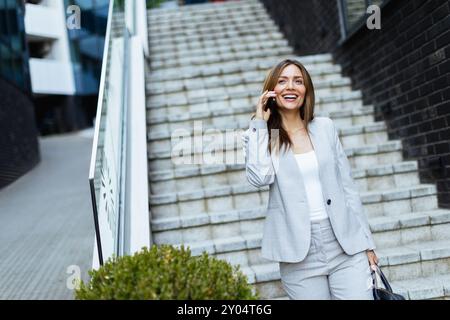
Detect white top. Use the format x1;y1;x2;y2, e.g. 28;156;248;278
294;150;329;221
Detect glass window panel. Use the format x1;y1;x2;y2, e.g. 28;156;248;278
0;42;8;74
67;0;108;94
15;57;25;89
5;0;20;53
11;55;19;85
0;42;5;75
345;0;367;31
1;46;12;83
0;0;8;45
74;0;94;10
11;54;22;86
0;0;28;90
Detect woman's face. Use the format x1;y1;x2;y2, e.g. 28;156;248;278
273;64;306;111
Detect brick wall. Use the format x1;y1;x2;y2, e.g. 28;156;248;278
260;0;341;56
261;0;450;208
0;78;40;189
331;0;450;208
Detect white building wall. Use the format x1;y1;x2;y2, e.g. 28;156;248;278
29;58;76;95
25;1;76;95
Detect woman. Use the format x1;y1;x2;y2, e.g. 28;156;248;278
242;59;379;300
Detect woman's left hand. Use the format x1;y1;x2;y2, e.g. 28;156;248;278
366;250;379;271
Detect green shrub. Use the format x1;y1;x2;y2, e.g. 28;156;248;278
75;244;259;300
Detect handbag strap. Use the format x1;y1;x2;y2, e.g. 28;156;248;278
371;264;393;293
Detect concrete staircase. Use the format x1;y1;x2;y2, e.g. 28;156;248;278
145;0;450;300
345;0;367;28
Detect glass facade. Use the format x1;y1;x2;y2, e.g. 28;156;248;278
0;0;31;92
65;0;109;95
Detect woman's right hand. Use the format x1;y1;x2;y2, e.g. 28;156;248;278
255;90;276;121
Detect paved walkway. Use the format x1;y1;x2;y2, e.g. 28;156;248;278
0;130;95;299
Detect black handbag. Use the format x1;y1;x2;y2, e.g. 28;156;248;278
371;265;406;300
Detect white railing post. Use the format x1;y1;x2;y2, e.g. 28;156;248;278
123;0;151;254
90;0;150;270
124;0;135;35
126;35;151;253
125;0;149;57
136;0;149;57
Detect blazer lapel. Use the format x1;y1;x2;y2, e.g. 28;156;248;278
305;119;328;198
306;119;324;171
274;125;312;204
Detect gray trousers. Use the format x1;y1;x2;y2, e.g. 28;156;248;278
279;217;374;300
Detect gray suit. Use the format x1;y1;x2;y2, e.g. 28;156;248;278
242;116;376;263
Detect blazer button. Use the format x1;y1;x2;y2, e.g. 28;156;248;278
327;199;331;205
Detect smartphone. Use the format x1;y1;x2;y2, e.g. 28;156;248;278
264;97;276;112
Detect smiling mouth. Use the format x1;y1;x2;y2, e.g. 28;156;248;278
282;94;299;102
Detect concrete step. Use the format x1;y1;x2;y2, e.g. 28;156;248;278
361;183;438;218
149;81;353;108
147;2;265;26
147;139;404;171
148;53;333;84
148;21;281;48
266;274;450;300
146;89;364;118
149;43;294;71
147;0;264;19
149;182;438;222
147;56;340;84
149;160;419;200
370;211;450;247
148;10;270;34
146;62;338;98
149;30;285;55
146;71;349;97
150;34;287;63
148;7;270;33
147;121;388;154
390;273;450;300
150;42;293;70
148;12;276;41
347;6;366;14
163;233;450;299
317;107;376;127
346;4;366;11
152;205;450;250
148;1;265;19
146;94;360;134
248;252;450;300
147;105;374;130
150;155;414;184
338;121;388;148
353;160;419;191
240;238;450;299
146;90;363;124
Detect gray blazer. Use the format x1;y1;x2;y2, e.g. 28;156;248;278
242;116;376;263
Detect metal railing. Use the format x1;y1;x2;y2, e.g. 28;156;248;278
88;0;149;267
